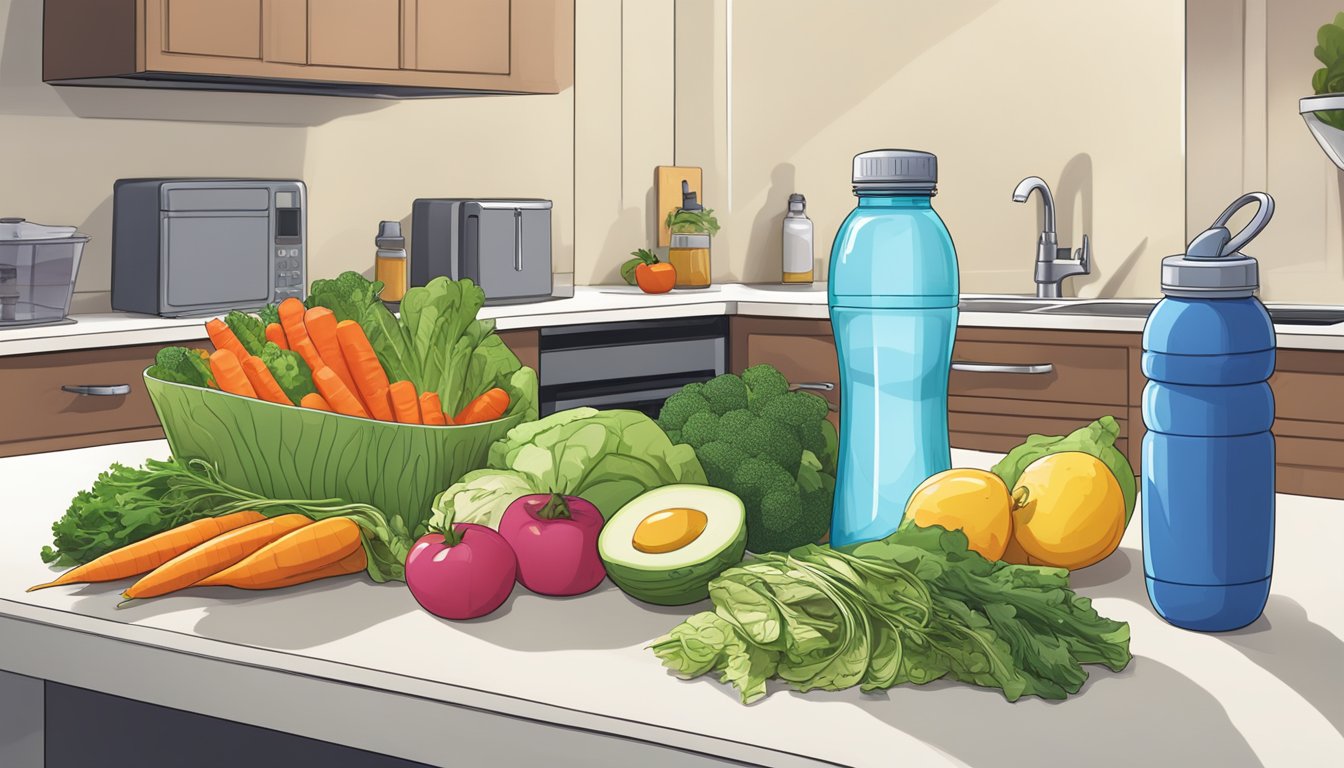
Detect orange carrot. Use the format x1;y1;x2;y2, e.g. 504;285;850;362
388;381;421;424
278;297;309;349
367;386;396;422
304;307;359;400
205;318;248;359
27;511;266;591
241;355;291;405
455;387;510;424
313;366;369;418
419;391;450;426
121;514;313;601
300;393;332;411
210;349;258;398
247;547;368;590
196;517;364;589
335;320;391;408
264;322;289;350
292;337;325;375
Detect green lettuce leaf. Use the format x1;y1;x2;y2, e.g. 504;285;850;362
224;311;267;356
431;407;706;529
989;416;1137;525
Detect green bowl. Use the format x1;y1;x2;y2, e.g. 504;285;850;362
144;372;525;537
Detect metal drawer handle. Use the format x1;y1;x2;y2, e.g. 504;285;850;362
791;382;835;392
951;362;1054;375
62;384;132;396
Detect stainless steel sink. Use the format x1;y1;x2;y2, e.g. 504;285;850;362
958;299;1057;312
1036;301;1156;318
1267;307;1344;326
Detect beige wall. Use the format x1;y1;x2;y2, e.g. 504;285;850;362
1188;0;1344;303
674;0;1188;298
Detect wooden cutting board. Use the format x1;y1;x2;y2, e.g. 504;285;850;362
655;166;703;247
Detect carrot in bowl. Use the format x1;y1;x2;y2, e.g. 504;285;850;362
335;320;390;408
300;392;332;411
388;381;421;424
366;386;395;422
27;511;266;592
292;337;325;376
121;514;313;602
210;349;258;399
313;366;370;419
455;387;510;425
241;355;291;405
278;297;309;349
196;517;364;589
264;322;289;350
419;391;451;426
205;318;248;359
304;307;358;399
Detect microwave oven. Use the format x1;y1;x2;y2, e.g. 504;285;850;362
111;178;307;317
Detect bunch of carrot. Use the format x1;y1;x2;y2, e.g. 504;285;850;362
28;510;368;605
206;297;510;426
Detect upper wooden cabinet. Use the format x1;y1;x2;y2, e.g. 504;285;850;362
43;0;574;98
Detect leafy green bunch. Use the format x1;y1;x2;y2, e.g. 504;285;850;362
665;208;721;236
651;525;1132;704
657;365;838;553
1313;12;1344;130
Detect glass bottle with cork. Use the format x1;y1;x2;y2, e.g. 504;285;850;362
666;181;718;289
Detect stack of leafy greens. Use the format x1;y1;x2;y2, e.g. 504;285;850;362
431;407;707;527
1313;12;1344;130
651;526;1131;704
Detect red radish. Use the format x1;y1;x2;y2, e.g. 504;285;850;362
405;515;517;620
498;494;606;597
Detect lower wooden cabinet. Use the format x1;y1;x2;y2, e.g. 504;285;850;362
0;328;542;459
730;316;1343;500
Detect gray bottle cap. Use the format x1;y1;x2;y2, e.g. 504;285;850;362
788;193;806;213
376;220;405;249
852;149;937;192
1161;193;1273;298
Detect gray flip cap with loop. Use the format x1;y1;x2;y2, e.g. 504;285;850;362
1161;192;1274;298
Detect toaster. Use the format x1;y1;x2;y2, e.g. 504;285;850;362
410;198;555;305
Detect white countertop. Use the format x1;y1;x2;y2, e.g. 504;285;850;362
1;441;1340;767
2;285;1341;356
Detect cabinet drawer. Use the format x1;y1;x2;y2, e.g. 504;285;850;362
950;340;1128;407
1272;350;1344;425
0;345;167;457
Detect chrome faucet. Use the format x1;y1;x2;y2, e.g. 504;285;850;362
1012;176;1091;298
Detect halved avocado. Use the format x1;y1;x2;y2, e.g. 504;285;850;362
598;484;747;606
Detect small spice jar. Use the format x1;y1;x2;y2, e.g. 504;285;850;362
668;233;711;288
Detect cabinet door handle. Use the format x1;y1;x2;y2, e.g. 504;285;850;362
62;384;132;396
951;362;1054;375
791;382;835;392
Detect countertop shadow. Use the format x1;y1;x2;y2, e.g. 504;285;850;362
446;580;699;652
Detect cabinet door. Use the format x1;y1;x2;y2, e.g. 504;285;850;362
159;0;262;60
730;317;840;430
404;0;511;74
308;0;402;70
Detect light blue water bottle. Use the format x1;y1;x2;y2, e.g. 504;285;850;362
828;150;959;547
1143;192;1276;632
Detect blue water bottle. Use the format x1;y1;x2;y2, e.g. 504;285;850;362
829;149;959;547
1142;192;1277;632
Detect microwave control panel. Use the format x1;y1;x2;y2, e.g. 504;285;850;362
271;188;305;302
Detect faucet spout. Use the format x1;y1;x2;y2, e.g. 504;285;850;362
1012;176;1056;233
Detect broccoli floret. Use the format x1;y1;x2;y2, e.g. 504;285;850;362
758;391;831;457
697;440;750;489
657;383;711;433
260;342;316;405
731;457;794;509
738;418;803;477
718;409;755;436
681;411;722;448
305;270;385;322
742;364;789;404
701;373;749;415
147;346;215;388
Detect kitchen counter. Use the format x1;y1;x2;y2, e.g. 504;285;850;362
3;285;1342;356
1;441;1340;767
